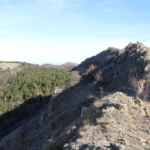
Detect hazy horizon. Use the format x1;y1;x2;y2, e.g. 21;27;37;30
0;0;150;64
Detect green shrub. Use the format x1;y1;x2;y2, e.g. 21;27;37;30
0;68;71;113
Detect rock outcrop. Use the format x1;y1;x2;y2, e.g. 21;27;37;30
0;42;150;150
66;92;150;150
74;42;150;99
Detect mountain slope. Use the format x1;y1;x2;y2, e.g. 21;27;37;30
0;42;150;150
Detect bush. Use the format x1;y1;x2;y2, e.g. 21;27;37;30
0;68;71;113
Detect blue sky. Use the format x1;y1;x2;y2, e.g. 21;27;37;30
0;0;150;64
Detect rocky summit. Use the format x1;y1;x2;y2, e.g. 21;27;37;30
0;42;150;150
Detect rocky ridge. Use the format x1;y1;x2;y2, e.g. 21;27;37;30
67;92;150;150
0;42;150;150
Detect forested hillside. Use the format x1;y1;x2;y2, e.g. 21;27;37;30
0;63;71;114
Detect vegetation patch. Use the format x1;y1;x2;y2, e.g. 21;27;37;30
0;67;71;114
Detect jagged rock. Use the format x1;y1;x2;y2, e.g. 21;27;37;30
67;92;150;150
75;42;150;99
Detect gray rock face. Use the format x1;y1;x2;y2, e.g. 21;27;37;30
67;92;150;150
75;42;150;97
0;42;150;150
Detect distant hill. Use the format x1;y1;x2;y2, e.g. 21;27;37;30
0;61;77;87
0;61;38;88
42;62;77;71
0;61;72;114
